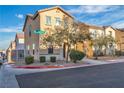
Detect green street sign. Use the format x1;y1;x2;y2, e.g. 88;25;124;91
33;29;46;34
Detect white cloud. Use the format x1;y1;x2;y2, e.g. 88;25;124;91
84;11;124;25
15;14;24;19
112;21;124;28
75;6;124;27
68;5;120;14
0;25;23;32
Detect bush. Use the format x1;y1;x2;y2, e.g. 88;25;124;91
40;56;46;63
69;49;85;63
25;56;34;65
50;56;56;62
115;50;121;56
115;51;124;56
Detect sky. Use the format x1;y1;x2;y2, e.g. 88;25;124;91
0;5;124;50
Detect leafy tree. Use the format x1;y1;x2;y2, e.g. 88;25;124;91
93;34;116;59
42;16;91;62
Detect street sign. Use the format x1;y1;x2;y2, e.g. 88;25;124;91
33;29;46;35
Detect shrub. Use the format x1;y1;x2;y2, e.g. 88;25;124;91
25;56;34;65
115;50;121;56
115;51;124;56
50;56;56;62
69;49;85;63
40;56;46;63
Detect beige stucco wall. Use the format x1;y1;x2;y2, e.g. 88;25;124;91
39;8;73;31
105;27;116;39
104;27;116;55
7;42;16;63
116;30;124;51
38;8;73;60
88;28;105;56
89;28;105;39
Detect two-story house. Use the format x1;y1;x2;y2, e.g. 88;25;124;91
115;29;124;55
23;6;74;61
15;33;24;61
88;24;105;56
103;26;116;55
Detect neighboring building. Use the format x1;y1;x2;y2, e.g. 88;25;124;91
6;33;24;63
88;24;105;56
15;33;24;61
0;50;6;59
76;23;94;58
104;26;116;55
23;6;74;61
6;41;16;63
0;50;3;58
115;29;124;55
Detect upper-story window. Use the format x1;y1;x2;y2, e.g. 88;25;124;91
109;31;112;36
19;39;24;44
101;31;104;36
46;16;51;25
55;17;61;26
94;30;97;38
64;20;68;28
29;25;32;37
32;43;35;49
27;45;30;50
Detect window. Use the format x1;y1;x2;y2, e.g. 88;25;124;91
55;17;61;26
101;31;104;36
94;30;97;38
56;9;60;13
33;49;35;55
27;45;30;50
48;45;53;54
18;50;24;59
28;50;29;54
32;43;35;49
109;31;112;36
64;20;68;28
27;45;30;55
46;16;51;25
29;25;32;37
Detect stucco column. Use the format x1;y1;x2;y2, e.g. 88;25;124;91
59;47;64;60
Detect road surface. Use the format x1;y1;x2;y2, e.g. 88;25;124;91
16;62;124;88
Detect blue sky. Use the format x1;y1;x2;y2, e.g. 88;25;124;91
0;5;124;50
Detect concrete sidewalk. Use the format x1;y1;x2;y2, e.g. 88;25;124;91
83;58;108;65
0;64;65;88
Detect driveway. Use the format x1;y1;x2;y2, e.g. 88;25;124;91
16;62;124;88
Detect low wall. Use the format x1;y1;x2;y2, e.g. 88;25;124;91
39;48;64;61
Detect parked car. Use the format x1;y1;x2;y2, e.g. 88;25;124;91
0;59;3;67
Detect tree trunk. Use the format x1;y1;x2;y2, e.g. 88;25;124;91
94;45;98;60
95;50;98;60
66;44;69;63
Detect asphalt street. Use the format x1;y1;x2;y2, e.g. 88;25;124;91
16;62;124;88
